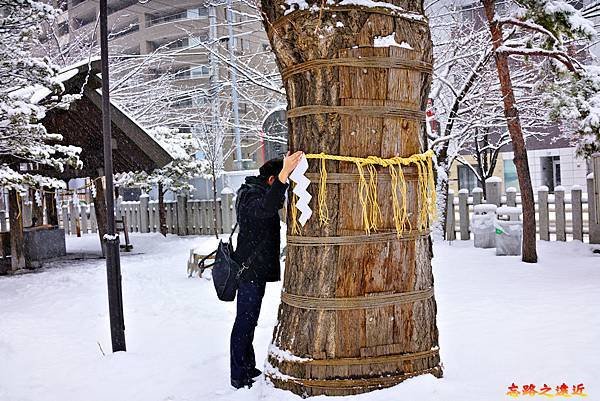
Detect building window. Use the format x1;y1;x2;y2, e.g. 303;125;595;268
174;68;191;80
190;65;210;78
540;155;561;191
457;165;478;191
503;159;519;191
187;7;208;19
173;97;193;108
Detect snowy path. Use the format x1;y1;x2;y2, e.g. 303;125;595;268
0;234;599;401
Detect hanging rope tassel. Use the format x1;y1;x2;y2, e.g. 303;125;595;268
290;186;301;235
292;150;436;235
318;157;330;226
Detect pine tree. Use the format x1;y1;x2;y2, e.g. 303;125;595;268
0;0;82;192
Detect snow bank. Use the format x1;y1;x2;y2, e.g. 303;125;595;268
474;204;498;213
268;343;312;363
496;206;522;215
1;234;599;401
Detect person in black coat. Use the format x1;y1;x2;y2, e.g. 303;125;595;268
230;150;303;389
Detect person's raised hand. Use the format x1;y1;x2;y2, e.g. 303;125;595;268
279;150;304;183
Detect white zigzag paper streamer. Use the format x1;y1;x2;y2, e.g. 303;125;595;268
289;155;312;226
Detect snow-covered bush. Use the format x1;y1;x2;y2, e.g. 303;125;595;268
116;126;207;194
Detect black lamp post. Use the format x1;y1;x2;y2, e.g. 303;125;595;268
99;0;126;352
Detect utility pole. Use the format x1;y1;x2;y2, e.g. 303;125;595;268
99;0;126;352
226;0;243;170
208;3;224;170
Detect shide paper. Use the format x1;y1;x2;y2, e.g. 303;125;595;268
289;154;312;226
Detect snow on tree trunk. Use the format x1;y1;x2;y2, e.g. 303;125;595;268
482;0;538;263
261;0;442;396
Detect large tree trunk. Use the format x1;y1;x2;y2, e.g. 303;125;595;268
8;190;26;271
261;1;442;396
44;188;59;227
93;176;108;258
482;0;537;263
158;182;167;237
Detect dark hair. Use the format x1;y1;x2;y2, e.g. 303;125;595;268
259;158;283;180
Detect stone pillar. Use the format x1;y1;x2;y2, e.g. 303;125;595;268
554;186;566;241
176;194;188;236
139;194;150;233
472;187;483;206
458;188;469;240
538;186;549;241
506;187;517;207
485;177;502;206
587;175;600;244
220;188;234;234
571;186;583;241
445;189;456;241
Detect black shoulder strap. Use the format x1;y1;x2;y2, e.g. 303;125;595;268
228;222;238;243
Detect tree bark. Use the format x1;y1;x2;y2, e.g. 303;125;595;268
158;182;167;237
8;190;26;271
44;188;59;227
261;1;442;395
93;176;108;258
482;0;538;263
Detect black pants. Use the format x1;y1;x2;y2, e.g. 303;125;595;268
230;280;266;381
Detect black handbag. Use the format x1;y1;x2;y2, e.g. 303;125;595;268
200;223;265;302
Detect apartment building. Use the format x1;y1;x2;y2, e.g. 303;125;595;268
45;0;283;170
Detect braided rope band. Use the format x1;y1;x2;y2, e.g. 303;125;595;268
271;347;439;367
280;287;434;310
268;6;429;33
287;105;426;121
304;170;419;183
281;57;433;80
266;365;441;390
287;229;429;246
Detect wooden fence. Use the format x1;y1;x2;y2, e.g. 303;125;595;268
445;175;600;244
57;190;236;236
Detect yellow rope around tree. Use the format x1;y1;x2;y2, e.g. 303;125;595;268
290;150;436;236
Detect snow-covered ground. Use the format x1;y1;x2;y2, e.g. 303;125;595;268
0;233;599;401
